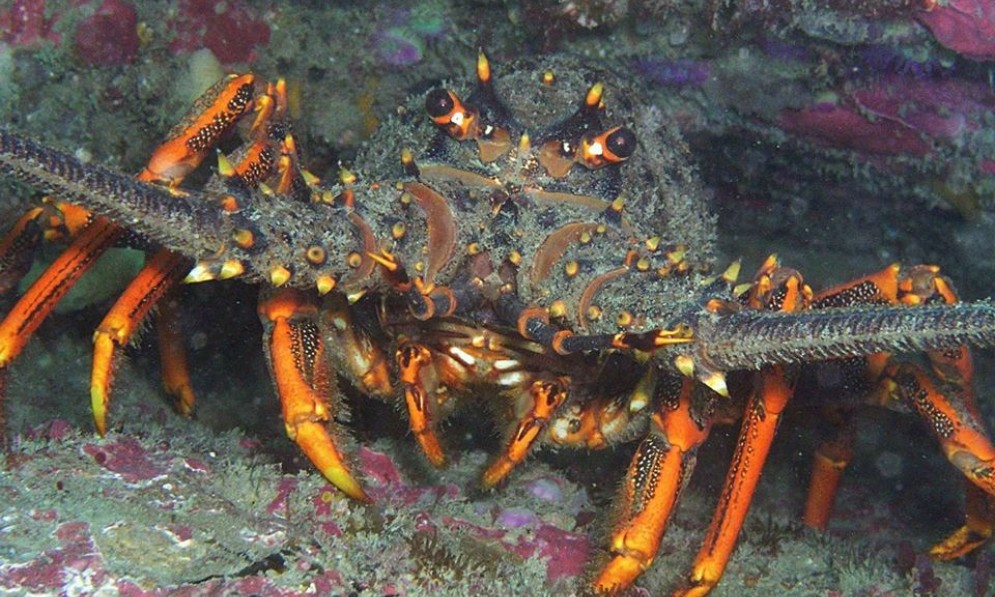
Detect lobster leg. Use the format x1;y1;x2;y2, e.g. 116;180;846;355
87;76;289;431
482;375;569;488
592;376;711;592
319;293;392;399
259;287;368;502
801;265;995;558
0;74;261;438
0;216;124;368
90;249;191;434
679;366;794;597
396;341;449;467
931;482;995;560
156;294;196;417
899;269;995;557
673;256;808;596
890;364;995;497
794;264;905;533
801;407;856;530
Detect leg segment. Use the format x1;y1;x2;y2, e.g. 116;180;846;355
930;482;995;560
801;407;856;531
676;256;806;596
0;216;122;367
482;375;568;488
156;294;196;417
90;248;190;434
396;341;448;467
259;288;368;501
803;264;995;558
680;366;794;597
1;74;263;436
592;376;712;592
0;206;44;295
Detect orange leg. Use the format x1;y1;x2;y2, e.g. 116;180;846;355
592;377;712;593
138;73;259;185
156;293;196;418
259;288;368;502
0;210;123;452
888;363;995;559
671;256;805;596
0;216;123;368
801;408;856;531
90;248;190;434
2;73;263;430
679;366;794;597
482;375;568;488
931;482;995;560
396;342;447;467
891;364;995;497
804;264;995;557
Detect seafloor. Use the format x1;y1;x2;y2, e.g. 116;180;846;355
2;0;995;595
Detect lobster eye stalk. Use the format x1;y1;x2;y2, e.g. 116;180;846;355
579;126;637;169
425;88;477;141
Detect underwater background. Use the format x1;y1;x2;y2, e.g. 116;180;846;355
1;0;994;594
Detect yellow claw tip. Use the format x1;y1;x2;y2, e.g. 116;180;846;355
477;51;491;83
184;262;215;284
518;133;531;154
217;151;236;177
301;168;321;186
733;282;753;296
90;390;108;436
339;167;357;186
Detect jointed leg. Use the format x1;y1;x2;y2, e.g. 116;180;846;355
680;366;793;597
396;341;448;467
592;376;712;592
802;407;856;531
259;288;368;501
482;375;568;487
90;248;191;434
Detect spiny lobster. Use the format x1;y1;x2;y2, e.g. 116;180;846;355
1;54;994;595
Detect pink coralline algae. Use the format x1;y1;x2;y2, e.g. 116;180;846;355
74;0;139;66
917;0;995;60
777;75;992;157
168;0;271;64
509;523;590;583
0;0;61;47
357;446;591;584
266;476;298;515
0;522;111;593
358;445;460;506
82;437;168;483
438;515;591;584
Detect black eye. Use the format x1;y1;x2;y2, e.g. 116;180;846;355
425;88;454;118
605;127;636;160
